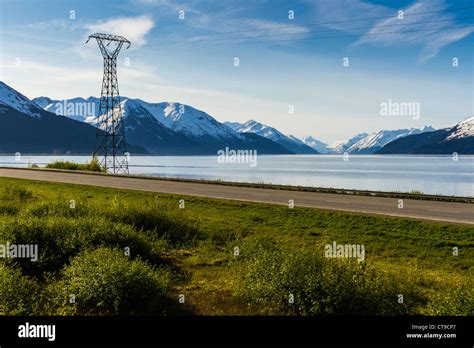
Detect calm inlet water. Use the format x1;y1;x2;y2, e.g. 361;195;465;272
1;155;472;197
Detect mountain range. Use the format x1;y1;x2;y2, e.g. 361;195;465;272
377;117;474;154
31;94;292;155
0;81;472;155
224;120;317;154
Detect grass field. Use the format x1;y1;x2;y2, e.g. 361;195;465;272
0;176;472;316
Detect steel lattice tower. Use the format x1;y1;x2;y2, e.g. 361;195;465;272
86;33;131;174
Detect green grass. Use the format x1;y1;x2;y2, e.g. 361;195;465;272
0;177;472;316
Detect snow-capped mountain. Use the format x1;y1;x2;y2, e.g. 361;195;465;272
0;81;43;118
329;133;368;154
118;101;291;154
224;120;317;154
31;96;52;109
446;116;474;141
301;136;331;154
34;96;244;141
347;126;435;154
378;117;474;154
0;82;146;154
32;94;290;155
134;100;241;140
25;88;473;155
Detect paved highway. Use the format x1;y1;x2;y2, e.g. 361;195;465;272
0;168;472;224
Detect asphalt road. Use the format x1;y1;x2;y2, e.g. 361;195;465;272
0;168;472;225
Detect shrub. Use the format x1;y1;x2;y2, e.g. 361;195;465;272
0;216;154;276
0;217;72;276
234;237;424;315
47;248;171;315
427;281;474;315
24;199;90;218
2;185;33;201
102;201;201;245
46;157;105;172
0;203;19;216
0;265;39;315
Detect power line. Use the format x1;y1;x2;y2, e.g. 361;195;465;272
141;6;474;49
187;5;474;38
181;16;474;45
208;24;474;46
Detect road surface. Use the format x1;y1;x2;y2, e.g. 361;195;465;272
0;168;472;224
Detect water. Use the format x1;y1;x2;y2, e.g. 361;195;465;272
1;155;473;197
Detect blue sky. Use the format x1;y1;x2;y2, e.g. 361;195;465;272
0;0;473;143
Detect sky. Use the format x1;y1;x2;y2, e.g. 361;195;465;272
0;0;473;144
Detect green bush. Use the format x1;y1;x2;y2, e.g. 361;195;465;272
0;203;19;215
427;281;474;315
46;156;105;172
234;237;424;315
102;202;201;245
0;216;154;276
24;199;90;218
23;199;200;245
47;247;171;315
0;265;39;315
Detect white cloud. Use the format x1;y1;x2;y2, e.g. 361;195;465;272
85;16;154;47
353;0;474;61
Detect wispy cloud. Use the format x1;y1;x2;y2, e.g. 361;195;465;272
310;0;474;61
355;0;474;61
85;16;155;47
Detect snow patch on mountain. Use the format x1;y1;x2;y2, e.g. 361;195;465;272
225;120;289;142
0;82;42;118
347;127;435;154
329;133;368;154
302;136;331;154
446;116;474;141
130;100;242;140
225;120;317;154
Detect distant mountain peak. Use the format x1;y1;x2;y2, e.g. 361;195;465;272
346;127;435;154
330;133;368;154
302;136;331;154
224;120;318;154
377;117;473;154
446;116;474;141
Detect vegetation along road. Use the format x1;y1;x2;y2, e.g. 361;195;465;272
0;167;472;224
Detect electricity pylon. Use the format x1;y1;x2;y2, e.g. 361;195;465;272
86;33;131;174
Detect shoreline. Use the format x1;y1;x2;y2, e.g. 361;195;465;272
0;166;472;203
